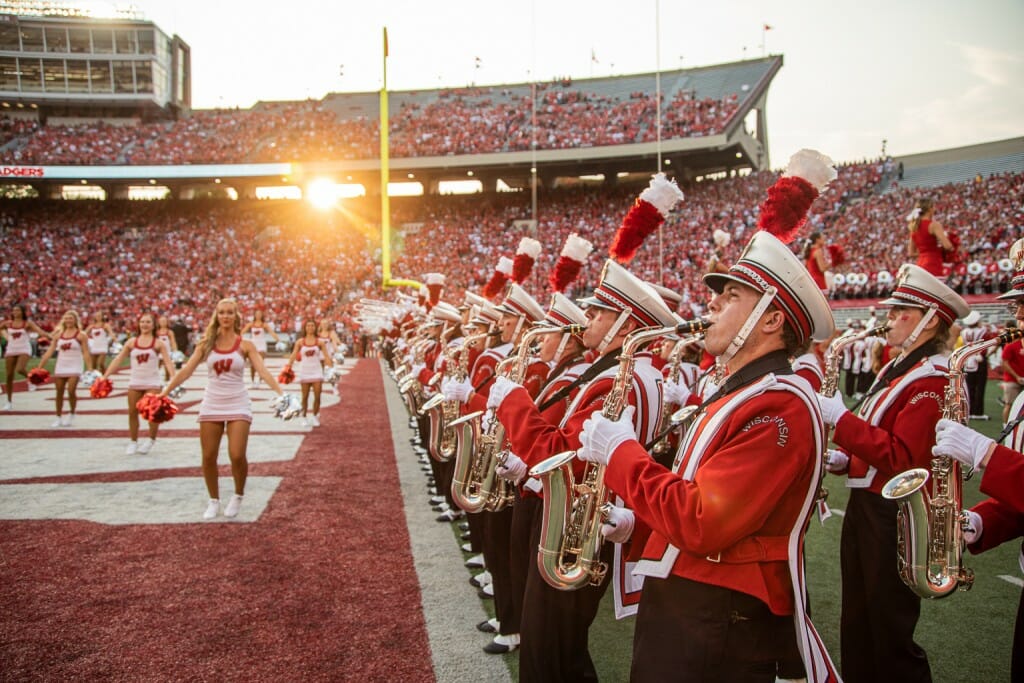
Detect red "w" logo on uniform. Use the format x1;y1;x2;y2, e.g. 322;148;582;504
212;358;233;376
304;349;316;357
11;331;21;339
60;342;72;351
136;353;150;364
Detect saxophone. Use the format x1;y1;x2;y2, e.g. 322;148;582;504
881;326;1024;598
449;325;582;513
651;332;705;455
398;331;433;418
529;318;711;591
420;331;483;463
819;324;890;501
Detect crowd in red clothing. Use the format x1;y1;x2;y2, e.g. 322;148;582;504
2;164;1020;342
0;85;741;165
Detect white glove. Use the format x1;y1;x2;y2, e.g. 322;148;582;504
496;452;528;483
699;377;719;400
962;509;983;545
480;410;494;434
487;376;522;411
817;392;850;426
663;378;692;406
933;418;995;470
601;506;635;543
578;406;637;466
442;376;473;403
410;363;426;377
824;449;849;473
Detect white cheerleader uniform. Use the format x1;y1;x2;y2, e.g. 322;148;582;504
296;340;325;384
54;334;84;378
128;338;162;391
197;338;252;423
3;324;31;357
156;331;174;353
87;326;110;355
318;333;336;361
250;325;269;353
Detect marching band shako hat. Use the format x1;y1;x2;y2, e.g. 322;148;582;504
497;283;546;322
962;310;981;326
704;231;835;343
996;238;1024;300
424;272;445;307
878;264;969;325
470;301;503;326
429;301;462;325
463;291;487;310
648;282;683;312
578;259;678;329
541;292;589;328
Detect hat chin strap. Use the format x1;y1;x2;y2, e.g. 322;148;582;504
715;286;778;380
597;308;633;356
555;331;570;361
896;305;938;362
512;316;525;344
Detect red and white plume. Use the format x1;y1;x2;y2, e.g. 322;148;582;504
757;149;836;244
511;237;542;284
424;272;445;307
549;233;594;293
609;172;685;263
482;256;514;299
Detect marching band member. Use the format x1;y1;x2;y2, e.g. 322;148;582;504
1;304;48;410
957;310;991;420
101;311;176;454
160;298;287;520
578;231;839;682
37;309;92;428
490;260;674;681
818;264;969;682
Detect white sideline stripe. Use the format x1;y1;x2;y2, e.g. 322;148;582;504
0;435;303;481
998;574;1024;588
0;410;321;432
830;508;845;516
0;476;281;524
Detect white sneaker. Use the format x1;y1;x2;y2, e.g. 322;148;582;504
137;439;155;455
51;418;63;428
28;382;37;392
1;399;11;411
203;499;220;520
224;494;243;518
310;414;320;427
125;441;138;455
300;417;309;428
61;414;73;427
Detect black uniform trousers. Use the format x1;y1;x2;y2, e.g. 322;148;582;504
966;364;988;416
506;491;541;636
630;575;792;683
519;503;611;682
844;369;858;397
481;505;516;636
840;488;932;683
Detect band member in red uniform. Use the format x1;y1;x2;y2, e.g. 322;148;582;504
38;309;91;428
1;304;47;410
578;231;839;682
101;311;176;455
818;263;969;683
490;260;675;682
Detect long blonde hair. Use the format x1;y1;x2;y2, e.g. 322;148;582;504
60;309;82;333
907;197;934;234
198;298;241;359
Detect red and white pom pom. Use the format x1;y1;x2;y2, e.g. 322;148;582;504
827;244;846;268
549;233;594;293
609;172;684;263
277;365;295;385
424;272;445;307
757;149;836;244
482;256;514;299
136;394;179;423
90;377;113;398
511;237;542;284
27;367;49;385
712;229;731;248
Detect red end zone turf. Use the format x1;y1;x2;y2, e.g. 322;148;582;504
0;360;436;681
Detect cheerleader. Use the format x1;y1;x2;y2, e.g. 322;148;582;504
160;298;286;520
155;315;178;381
317;318;341;361
1;304;48;410
289;319;328;427
36;310;91;427
241;309;279;386
101;312;176;455
85;310;114;373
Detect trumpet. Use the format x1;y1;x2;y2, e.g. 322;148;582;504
882;327;1024;598
529;318;711;591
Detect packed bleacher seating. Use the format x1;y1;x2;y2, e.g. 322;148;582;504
3;160;1019;341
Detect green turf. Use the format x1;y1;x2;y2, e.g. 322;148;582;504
0;357;54;385
507;374;1017;681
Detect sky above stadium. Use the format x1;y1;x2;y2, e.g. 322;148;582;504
130;0;1021;167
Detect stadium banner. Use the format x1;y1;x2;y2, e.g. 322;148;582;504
0;163;293;180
